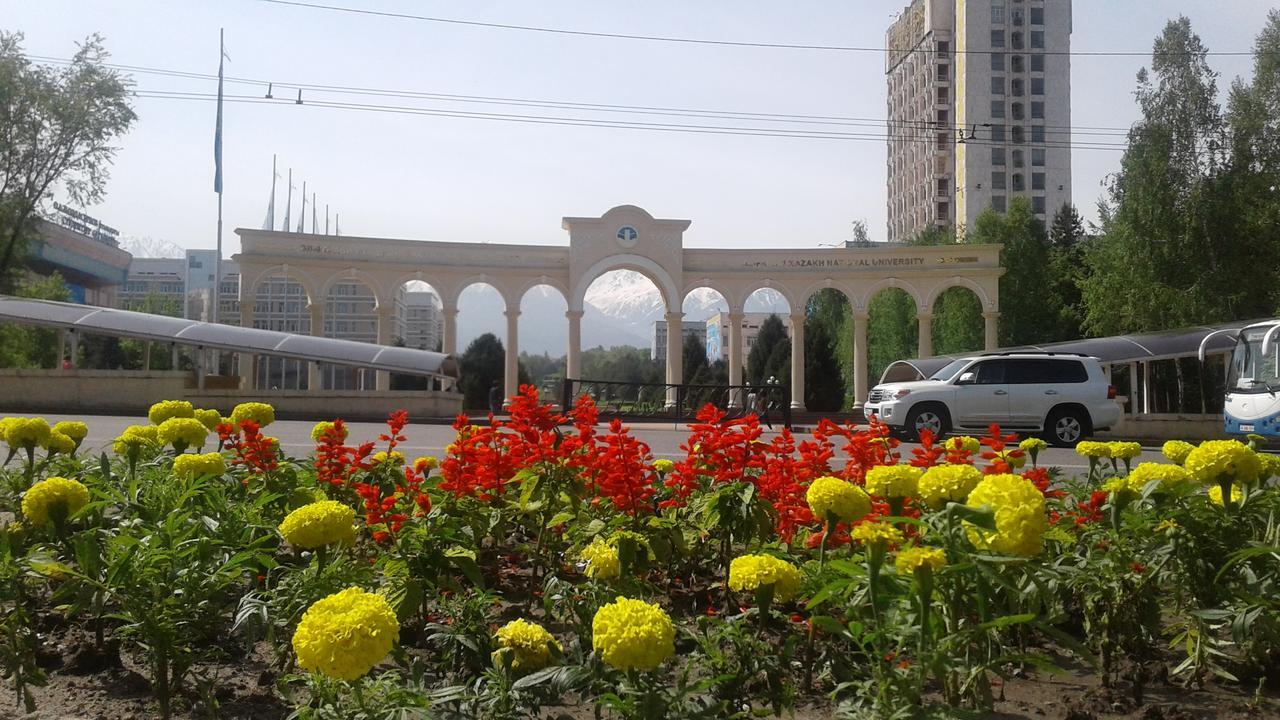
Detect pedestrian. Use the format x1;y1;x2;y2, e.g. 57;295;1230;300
489;381;502;415
61;355;72;371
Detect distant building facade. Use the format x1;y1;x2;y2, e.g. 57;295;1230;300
886;0;1072;240
395;289;443;352
652;319;707;362
23;212;132;306
704;312;792;367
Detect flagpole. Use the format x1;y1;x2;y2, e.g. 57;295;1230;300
213;27;224;327
263;154;277;231
283;168;292;232
312;193;317;235
325;204;330;235
299;182;307;233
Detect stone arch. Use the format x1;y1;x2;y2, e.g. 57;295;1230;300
680;280;736;314
924;276;993;312
795;279;855;315
320;268;387;310
857;277;924;314
514;275;571;309
245;264;318;307
571;254;679;315
390;270;450;307
739;280;796;315
451;274;521;312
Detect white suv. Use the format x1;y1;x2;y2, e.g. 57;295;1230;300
864;353;1122;446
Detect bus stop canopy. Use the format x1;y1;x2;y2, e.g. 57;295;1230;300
0;296;459;380
878;319;1261;385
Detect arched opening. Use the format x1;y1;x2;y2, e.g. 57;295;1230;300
742;287;791;388
931;286;984;356
518;283;568;399
578;269;665;411
681;286;729;387
867;287;918;387
389;280;445;391
803;288;853;412
321;276;379;390
252;271;311;390
456;281;510;411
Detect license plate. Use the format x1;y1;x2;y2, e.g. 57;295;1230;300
1240;424;1255;432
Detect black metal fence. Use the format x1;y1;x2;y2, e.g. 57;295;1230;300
561;378;792;428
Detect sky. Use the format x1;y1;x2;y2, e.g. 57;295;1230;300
4;0;1275;256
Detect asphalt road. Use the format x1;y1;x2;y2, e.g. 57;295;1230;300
8;411;1170;475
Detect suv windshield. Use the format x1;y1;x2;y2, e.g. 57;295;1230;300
929;359;971;381
1227;326;1280;394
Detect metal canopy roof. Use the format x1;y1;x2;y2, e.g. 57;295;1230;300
0;296;459;379
879;319;1265;385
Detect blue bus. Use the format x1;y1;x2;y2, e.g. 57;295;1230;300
1201;320;1280;437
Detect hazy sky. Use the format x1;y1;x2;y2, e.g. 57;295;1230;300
5;0;1274;255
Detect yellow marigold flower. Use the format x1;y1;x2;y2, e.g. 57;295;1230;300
4;417;51;451
1018;437;1047;455
1257;452;1280;481
653;458;675;474
113;424;157;455
292;587;399;681
850;521;904;548
864;465;922;499
918;464;983;508
173;452;226;479
0;417;11;446
895;546;947;575
231;402;275;427
157;417;209;451
727;554;802;602
148;400;195;425
806;475;871;523
1127;463;1191;493
1075;441;1112;459
22;476;90;526
965;473;1047;557
279;500;357;549
311;421;347;443
1207;484;1243;507
494;619;560;674
1162;440;1195;465
1101;475;1143;497
370;450;405;467
43;431;75;456
52;421;88;443
1184;440;1262;486
947;436;981;454
989;449;1026;469
1109;442;1143;460
413;456;438;473
591;597;675;671
579;537;621;580
194;409;223;432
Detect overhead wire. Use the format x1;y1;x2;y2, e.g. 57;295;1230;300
31;55;1139;140
253;0;1263;58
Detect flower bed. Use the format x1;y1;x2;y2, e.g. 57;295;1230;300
1;386;1278;719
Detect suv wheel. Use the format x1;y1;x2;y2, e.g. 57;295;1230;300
906;404;950;442
1046;408;1088;447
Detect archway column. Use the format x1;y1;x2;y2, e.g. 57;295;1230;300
727;311;744;408
853;311;869;407
441;306;459;356
664;312;683;409
565;310;583;380
789;312;805;410
503;308;520;409
917;311;934;359
375;306;393;391
983;311;1000;351
308;303;324;392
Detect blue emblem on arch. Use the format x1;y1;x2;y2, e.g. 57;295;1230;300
617;226;638;243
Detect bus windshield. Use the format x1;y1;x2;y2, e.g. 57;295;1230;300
1227;326;1280;394
929;359;970;381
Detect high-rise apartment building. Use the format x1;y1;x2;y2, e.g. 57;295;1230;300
886;0;1071;241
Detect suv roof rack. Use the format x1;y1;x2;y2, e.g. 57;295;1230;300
977;351;1092;358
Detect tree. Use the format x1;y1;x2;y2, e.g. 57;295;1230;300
0;32;136;288
1049;203;1086;249
458;333;527;410
969;198;1057;346
0;272;70;368
682;333;709;383
746;314;790;386
804;314;844;411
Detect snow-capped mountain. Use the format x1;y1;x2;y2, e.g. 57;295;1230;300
117;236;186;259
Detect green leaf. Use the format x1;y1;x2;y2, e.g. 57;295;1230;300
545;510;575;528
444;546;476;561
944;502;997;530
977;613;1037;631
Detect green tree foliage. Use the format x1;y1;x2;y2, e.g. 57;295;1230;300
518;351;564;390
1081;15;1280;335
931;287;984;355
457;334;529;410
968;197;1058;346
804;313;844;412
746;314;790;387
682;333;709;383
580;346;663;387
0;273;70;368
0;32;136;288
806;289;853;403
867;288;917;386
